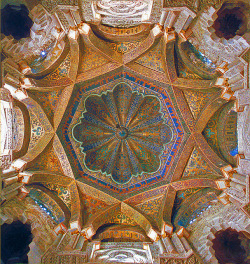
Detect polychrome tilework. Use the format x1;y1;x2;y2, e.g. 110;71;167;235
109;212;138;225
29;111;45;150
79;46;109;73
43;183;71;209
203;102;238;165
135;196;163;226
72;82;173;184
183;147;219;178
43;52;71;81
30;89;63;122
175;54;202;80
172;188;219;228
82;193;108;220
29;187;65;224
184;90;212;120
107;41;141;54
59;70;184;195
135;41;165;73
30;143;63;174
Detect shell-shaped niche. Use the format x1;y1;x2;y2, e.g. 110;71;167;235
73;82;172;184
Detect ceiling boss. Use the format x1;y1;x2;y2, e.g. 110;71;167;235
72;82;173;184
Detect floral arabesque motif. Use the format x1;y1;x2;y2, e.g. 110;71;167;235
72;82;173;184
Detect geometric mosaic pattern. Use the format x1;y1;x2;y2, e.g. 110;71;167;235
135;41;165;73
72;82;173;184
183;147;219;178
29;111;45;150
184;90;213;120
59;70;184;195
1;3;244;261
135;196;163;227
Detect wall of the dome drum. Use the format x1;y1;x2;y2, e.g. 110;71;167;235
13;106;25;153
175;37;218;80
171;188;221;229
1;220;33;264
93;224;149;242
12;99;31;160
59;69;184;195
202;101;238;166
0;88;13;170
174;46;202;80
28;187;66;224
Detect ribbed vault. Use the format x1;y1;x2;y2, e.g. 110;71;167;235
1;1;249;263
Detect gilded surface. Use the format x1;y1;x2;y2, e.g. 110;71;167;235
81;193;109;220
135;196;164;227
1;3;244;261
60;70;184;195
29;111;45;150
135;41;165;73
72;82;173;184
107;41;141;54
43;183;71;209
30;143;64;174
184;90;213;120
203;102;238;165
172;188;220;228
109;212;138;225
79;45;109;73
28;187;65;224
183;147;219;178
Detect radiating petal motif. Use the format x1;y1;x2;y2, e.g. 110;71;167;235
85;138;119;173
113;83;132;126
85;95;116;127
112;141;133;184
125;92;144;127
73;121;113;146
72;82;173;184
133;124;173;145
126;137;160;173
128;96;161;128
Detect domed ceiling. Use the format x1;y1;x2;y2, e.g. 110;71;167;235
72;82;173;184
1;1;249;263
58;69;185;195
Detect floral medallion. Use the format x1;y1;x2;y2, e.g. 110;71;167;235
73;82;172;184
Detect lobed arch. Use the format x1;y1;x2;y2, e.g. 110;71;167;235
1;198;57;262
84;202;159;241
27;184;71;227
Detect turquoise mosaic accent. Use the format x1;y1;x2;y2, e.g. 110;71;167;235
59;71;184;194
72;82;173;184
29;188;65;224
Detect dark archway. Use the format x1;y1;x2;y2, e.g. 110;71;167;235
212;1;249;40
212;228;249;264
1;4;33;40
1;220;33;264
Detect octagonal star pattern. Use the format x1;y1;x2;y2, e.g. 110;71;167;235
59;71;184;194
72;82;173;184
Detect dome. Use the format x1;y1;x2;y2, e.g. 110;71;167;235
73;82;173;184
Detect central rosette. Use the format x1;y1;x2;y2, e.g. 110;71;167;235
72;83;172;184
116;126;128;139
